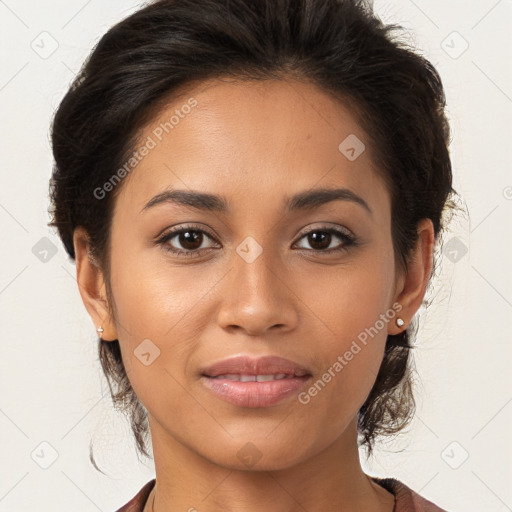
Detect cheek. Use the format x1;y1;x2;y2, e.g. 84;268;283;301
298;248;395;349
294;247;395;409
296;301;389;438
107;258;204;423
109;237;215;338
107;243;222;399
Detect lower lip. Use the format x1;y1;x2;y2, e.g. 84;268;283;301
200;375;311;407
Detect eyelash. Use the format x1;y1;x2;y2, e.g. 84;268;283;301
155;224;357;258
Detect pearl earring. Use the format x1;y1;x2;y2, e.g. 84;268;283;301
396;318;405;328
96;326;104;336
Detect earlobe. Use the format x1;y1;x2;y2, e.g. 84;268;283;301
389;218;435;335
73;227;118;342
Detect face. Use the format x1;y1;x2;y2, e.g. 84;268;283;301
99;78;405;470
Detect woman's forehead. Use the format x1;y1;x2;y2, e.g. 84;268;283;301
119;79;388;212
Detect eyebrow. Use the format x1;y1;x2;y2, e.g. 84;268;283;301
285;187;372;216
141;189;228;213
140;187;372;216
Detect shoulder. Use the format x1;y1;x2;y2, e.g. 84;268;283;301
114;479;156;512
370;476;451;512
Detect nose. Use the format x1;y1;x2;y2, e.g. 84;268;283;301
216;245;299;336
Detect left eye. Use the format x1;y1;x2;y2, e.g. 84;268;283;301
294;229;354;251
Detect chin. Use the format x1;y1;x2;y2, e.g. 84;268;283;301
201;434;316;472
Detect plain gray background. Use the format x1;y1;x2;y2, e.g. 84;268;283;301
0;0;511;510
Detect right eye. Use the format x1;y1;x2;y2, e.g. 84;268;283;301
156;225;221;257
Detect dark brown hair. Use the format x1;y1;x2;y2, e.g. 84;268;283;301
48;0;459;466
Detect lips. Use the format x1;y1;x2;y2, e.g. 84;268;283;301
212;373;293;382
200;355;312;408
201;355;310;378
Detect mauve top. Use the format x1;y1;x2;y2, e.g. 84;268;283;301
115;476;450;511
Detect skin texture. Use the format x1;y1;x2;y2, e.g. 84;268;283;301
74;77;434;512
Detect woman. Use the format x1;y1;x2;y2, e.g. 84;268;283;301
48;0;458;510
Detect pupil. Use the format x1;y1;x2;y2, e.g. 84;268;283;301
309;231;331;250
180;231;202;250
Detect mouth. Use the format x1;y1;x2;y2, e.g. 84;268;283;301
208;373;305;382
200;355;312;408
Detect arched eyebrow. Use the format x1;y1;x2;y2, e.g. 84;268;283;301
285;187;372;216
141;189;227;213
140;187;372;216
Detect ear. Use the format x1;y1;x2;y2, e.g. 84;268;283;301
73;226;118;342
388;218;435;335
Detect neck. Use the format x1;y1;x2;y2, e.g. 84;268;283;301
144;416;394;512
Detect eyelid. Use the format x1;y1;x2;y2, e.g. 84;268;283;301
293;223;354;242
157;223;220;242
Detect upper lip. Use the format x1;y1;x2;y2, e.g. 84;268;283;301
201;355;311;378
